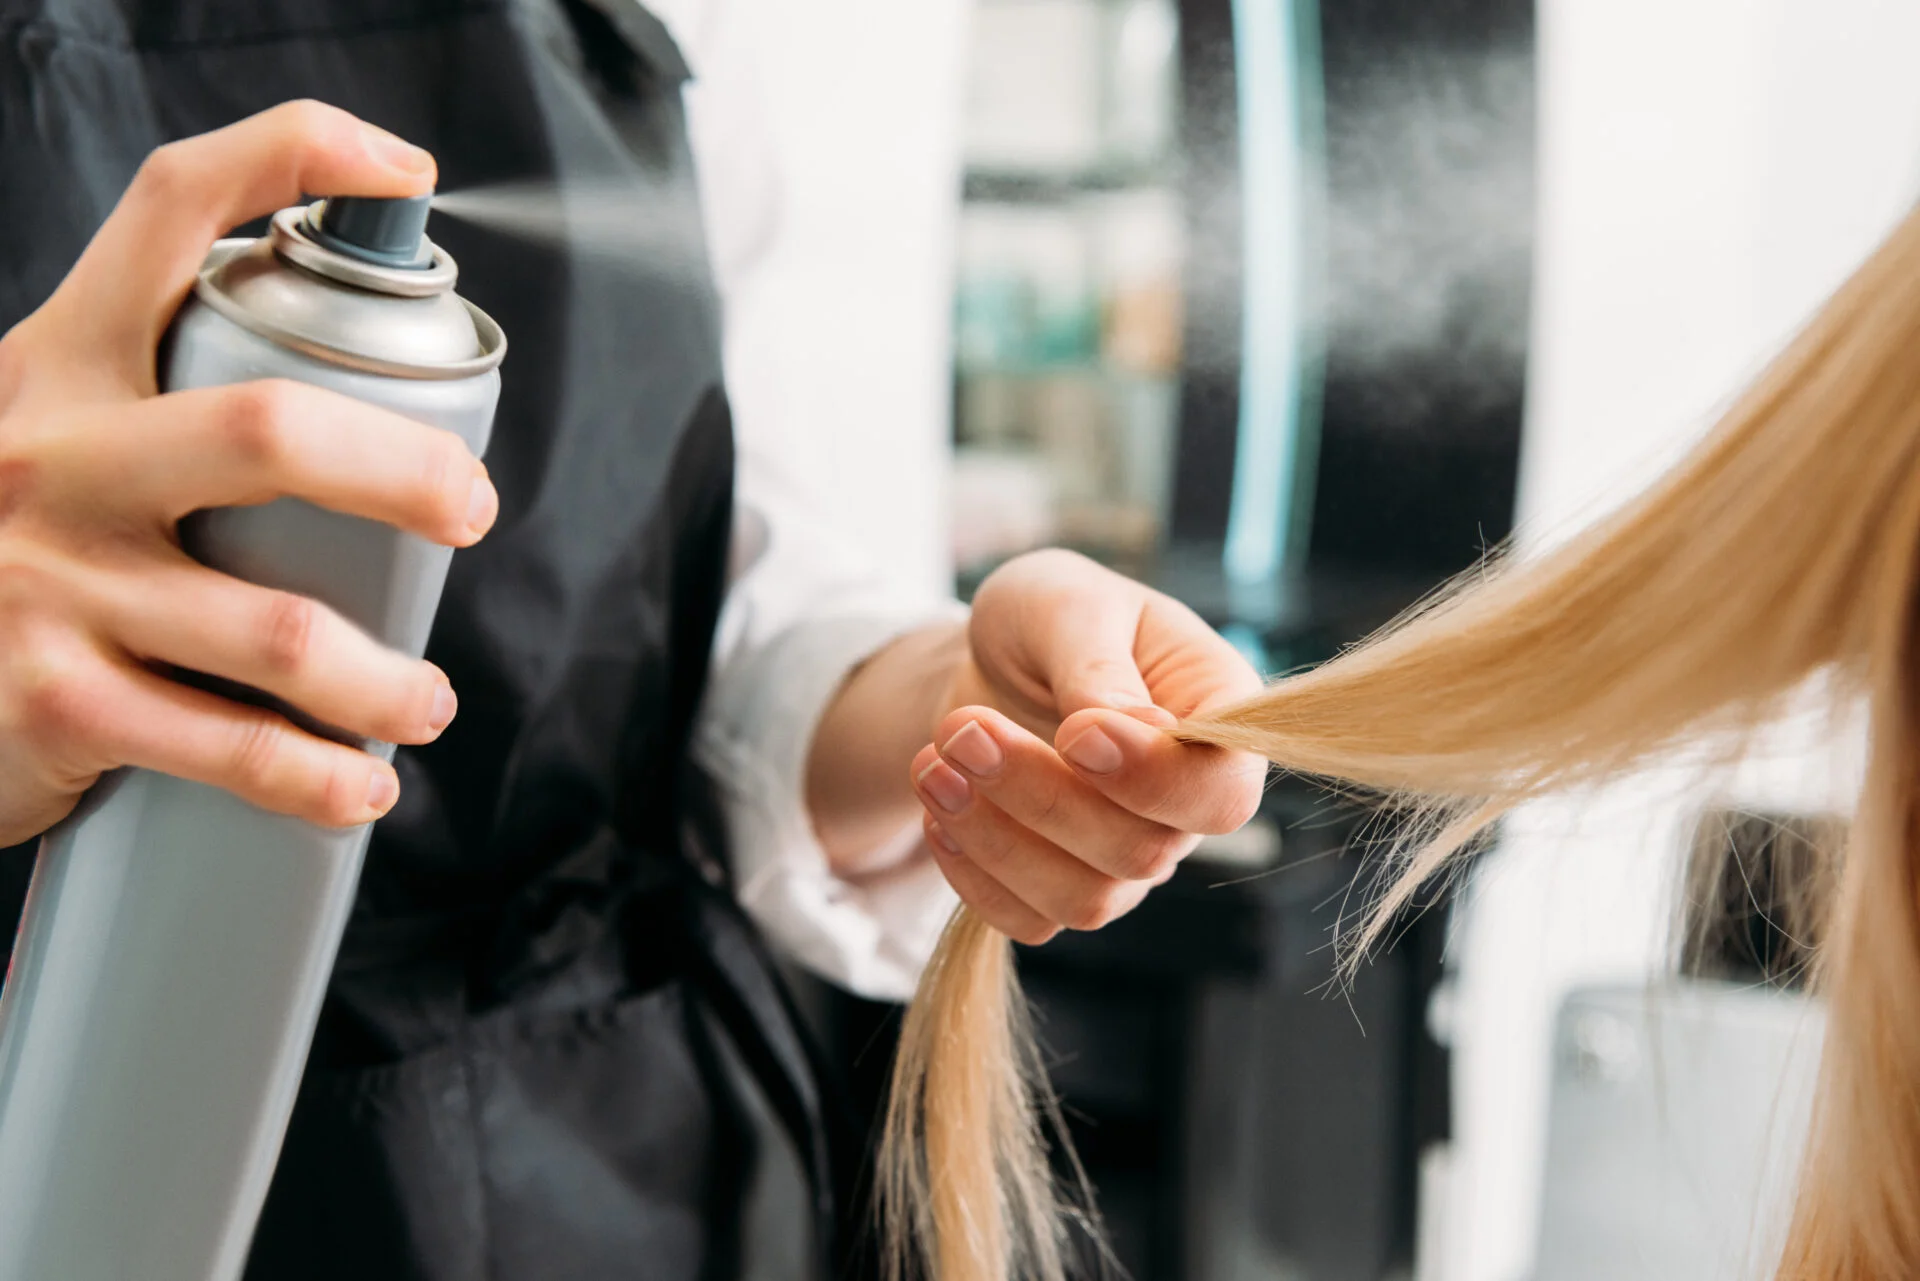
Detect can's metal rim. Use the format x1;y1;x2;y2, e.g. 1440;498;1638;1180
192;275;507;380
192;230;508;382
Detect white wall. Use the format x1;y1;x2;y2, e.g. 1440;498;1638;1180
663;0;971;599
1431;6;1920;1281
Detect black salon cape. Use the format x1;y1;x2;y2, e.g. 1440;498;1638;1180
0;2;861;1278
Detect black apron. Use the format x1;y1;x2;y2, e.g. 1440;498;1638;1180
0;3;861;1278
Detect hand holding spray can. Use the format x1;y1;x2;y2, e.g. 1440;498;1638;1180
0;191;504;1280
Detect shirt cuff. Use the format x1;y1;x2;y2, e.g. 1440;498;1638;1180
693;608;964;1002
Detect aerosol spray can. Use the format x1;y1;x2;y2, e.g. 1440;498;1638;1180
0;196;505;1281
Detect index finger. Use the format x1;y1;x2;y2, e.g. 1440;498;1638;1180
90;379;495;547
42;100;436;380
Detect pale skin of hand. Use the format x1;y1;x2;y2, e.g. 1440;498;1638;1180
0;101;499;845
805;548;1268;945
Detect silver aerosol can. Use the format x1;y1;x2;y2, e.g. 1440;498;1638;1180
0;195;505;1281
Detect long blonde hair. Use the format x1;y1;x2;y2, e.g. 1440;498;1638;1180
880;200;1920;1281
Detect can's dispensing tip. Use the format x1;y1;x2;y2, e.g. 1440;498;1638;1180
305;194;435;270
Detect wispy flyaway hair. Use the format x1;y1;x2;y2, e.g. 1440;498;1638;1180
881;201;1920;1281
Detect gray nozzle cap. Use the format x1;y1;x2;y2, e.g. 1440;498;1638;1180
304;195;435;270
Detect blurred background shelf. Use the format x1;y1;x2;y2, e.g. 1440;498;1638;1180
964;164;1176;203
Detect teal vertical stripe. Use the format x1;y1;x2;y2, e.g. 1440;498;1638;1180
1224;0;1324;587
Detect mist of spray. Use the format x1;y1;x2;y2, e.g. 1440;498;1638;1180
436;48;1534;424
1181;40;1534;426
431;180;708;274
1320;45;1535;424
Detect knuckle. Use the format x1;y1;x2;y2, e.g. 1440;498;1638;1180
315;754;366;827
966;825;1015;873
66;515;150;564
417;433;467;525
270;100;362;163
227;714;286;790
1061;901;1103;932
254;592;319;676
15;636;93;748
975;547;1077;610
132;142;194;204
1118;831;1186;883
1014;922;1060;948
219;380;300;465
1065;886;1125;932
1027;787;1064;830
278;98;344;140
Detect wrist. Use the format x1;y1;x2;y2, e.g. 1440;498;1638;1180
807;619;969;878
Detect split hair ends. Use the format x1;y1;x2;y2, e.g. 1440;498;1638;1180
881;203;1920;1279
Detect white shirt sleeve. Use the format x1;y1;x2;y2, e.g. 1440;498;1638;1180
645;0;971;1001
694;465;965;1002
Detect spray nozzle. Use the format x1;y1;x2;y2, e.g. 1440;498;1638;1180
303;194;435;270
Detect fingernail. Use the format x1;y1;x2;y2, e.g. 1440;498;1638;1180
364;125;434;176
927;821;962;855
428;682;458;733
1063;724;1123;775
915;760;971;814
466;477;497;534
941;721;1003;777
367;768;399;816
